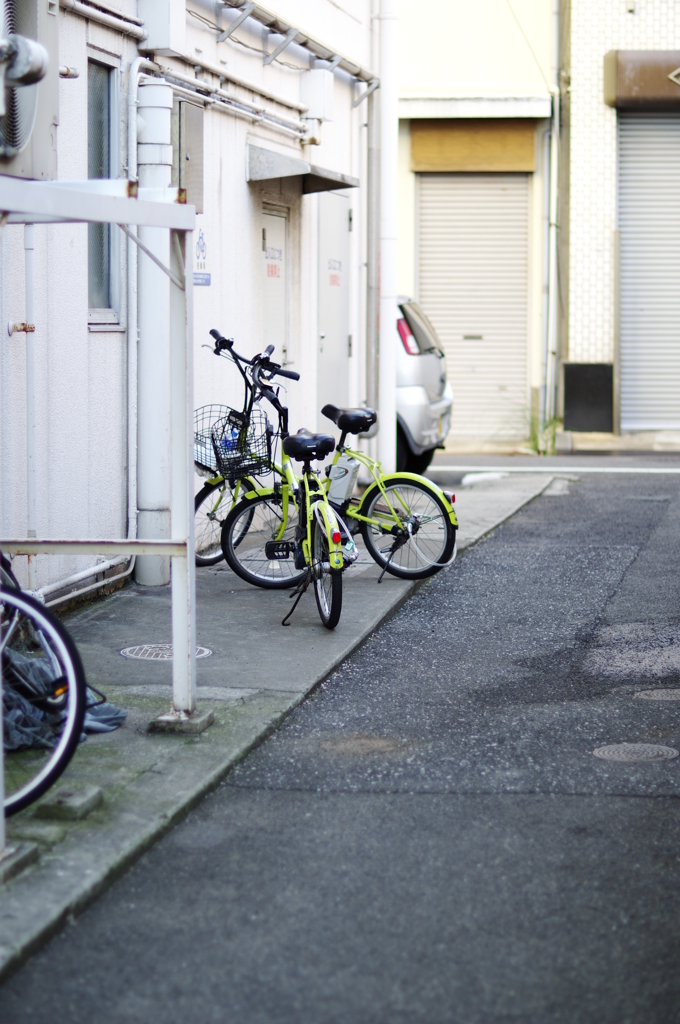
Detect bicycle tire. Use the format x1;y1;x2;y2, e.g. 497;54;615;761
1;588;87;816
195;481;231;566
359;477;456;580
221;493;306;590
311;518;342;629
1;553;20;590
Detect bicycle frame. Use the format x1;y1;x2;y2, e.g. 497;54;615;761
327;444;458;534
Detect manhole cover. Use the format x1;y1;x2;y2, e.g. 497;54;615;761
593;743;679;762
120;644;212;661
635;689;680;701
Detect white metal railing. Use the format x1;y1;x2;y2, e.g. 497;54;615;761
0;177;196;857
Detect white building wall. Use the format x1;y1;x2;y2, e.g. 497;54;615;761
0;0;372;590
0;8;136;590
568;0;680;364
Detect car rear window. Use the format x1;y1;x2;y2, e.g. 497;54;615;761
399;302;441;354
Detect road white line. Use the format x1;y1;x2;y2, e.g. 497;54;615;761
429;465;680;475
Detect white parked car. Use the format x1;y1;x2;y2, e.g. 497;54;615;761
396;298;453;473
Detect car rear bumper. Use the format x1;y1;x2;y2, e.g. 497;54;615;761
397;383;453;455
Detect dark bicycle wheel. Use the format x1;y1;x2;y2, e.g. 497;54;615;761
2;588;87;816
1;553;20;590
221;493;306;590
195;481;232;566
311;518;342;629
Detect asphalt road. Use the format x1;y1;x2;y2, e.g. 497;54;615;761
3;467;680;1023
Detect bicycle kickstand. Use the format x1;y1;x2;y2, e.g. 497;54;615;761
378;542;399;584
281;575;310;626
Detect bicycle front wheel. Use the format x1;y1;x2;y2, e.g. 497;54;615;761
360;477;455;580
311;518;342;629
221;494;306;590
195;480;232;566
2;589;87;816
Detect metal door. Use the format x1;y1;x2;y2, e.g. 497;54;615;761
417;173;529;440
619;114;680;430
262;211;287;363
317;192;350;430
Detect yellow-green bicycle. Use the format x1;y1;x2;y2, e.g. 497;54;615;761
194;330;458;597
202;330;348;627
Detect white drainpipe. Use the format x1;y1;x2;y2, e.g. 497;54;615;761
377;0;398;472
545;0;560;422
126;58;156;551
24;225;36;589
135;82;173;586
540;128;551;432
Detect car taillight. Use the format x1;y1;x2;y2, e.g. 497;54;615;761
331;530;342;544
397;317;419;355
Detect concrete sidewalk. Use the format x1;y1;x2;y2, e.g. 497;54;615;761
0;473;550;979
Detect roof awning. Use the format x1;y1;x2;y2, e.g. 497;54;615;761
247;144;359;192
303;165;359;193
399;95;552;119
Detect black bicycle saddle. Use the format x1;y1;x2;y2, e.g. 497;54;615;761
321;404;377;435
283;429;336;462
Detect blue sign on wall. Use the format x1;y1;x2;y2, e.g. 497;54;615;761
194;272;211;286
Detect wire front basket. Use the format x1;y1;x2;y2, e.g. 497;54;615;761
210;405;274;481
194;405;230;473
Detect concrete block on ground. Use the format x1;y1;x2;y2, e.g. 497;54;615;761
7;822;67;847
148;708;215;735
34;786;103;822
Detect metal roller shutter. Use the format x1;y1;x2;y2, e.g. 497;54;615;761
417;173;529;440
619;115;680;430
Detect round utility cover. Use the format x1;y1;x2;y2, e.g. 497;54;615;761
120;644;212;660
593;743;679;762
635;689;680;701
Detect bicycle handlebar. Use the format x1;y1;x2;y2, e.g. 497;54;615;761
265;363;300;382
209;328;234;353
209;327;300;382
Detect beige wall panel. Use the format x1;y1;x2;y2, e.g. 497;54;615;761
411;120;536;173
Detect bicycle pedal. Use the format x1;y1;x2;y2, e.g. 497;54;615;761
264;541;295;560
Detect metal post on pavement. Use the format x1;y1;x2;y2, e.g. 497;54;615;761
169;229;197;715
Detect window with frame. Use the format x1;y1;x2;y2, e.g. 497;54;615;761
88;59;120;324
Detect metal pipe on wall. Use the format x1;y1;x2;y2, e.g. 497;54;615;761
540;128;551;432
545;0;560;422
377;0;398;472
365;84;379;416
25;224;36;590
135;82;174;586
127;58;157;553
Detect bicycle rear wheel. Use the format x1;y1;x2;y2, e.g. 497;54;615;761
360;477;455;580
2;589;87;816
311;518;342;629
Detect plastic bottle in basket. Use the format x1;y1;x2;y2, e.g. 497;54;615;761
221;426;239;452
